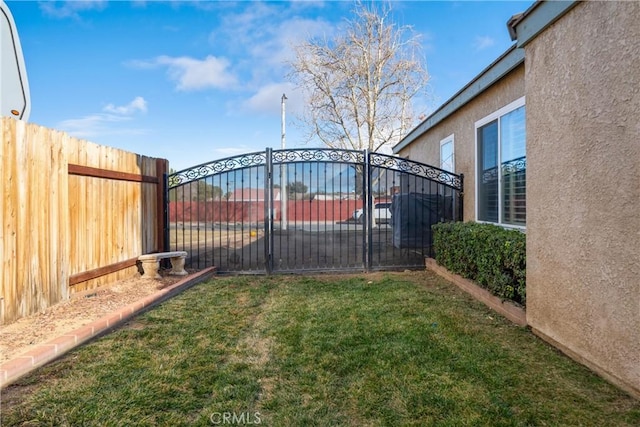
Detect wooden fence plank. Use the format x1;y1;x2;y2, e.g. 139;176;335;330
0;118;167;324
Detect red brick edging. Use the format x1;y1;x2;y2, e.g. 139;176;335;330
425;258;527;327
0;267;216;389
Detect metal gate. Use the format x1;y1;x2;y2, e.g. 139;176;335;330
165;148;463;274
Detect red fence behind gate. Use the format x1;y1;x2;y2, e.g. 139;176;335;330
169;200;363;223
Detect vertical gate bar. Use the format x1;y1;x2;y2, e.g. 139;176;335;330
244;167;249;271
302;162;307;269
190;180;196;268
364;149;372;271
241;169;246;270
282;159;287;271
346;164;358;266
222;173;227;269
265;148;273;274
178;184;183;259
234;170;238;271
458;173;464;221
347;164;358;266
203;176;208;267
229;170;234;272
339;164;345;268
190;180;195;268
186;181;193;267
196;179;201;269
197;180;203;269
346;163;351;268
163;172;169;253
209;175;214;267
302;162;306;269
221;173;226;269
285;159;289;271
371;162;376;268
292;162;296;270
174;184;179;256
296;163;304;269
277;161;283;271
291;163;296;270
359;159;363;269
215;174;220;270
227;172;232;272
247;165;251;271
320;163;324;268
180;184;185;264
313;164;319;269
324;163;329;269
235;170;240;272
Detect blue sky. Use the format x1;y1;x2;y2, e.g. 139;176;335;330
8;0;531;172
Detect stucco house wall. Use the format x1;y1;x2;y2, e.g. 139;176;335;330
394;0;639;398
397;63;524;223
522;0;640;397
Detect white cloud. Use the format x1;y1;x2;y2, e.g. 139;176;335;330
243;82;297;114
130;55;238;91
103;96;148;115
58;114;130;138
210;5;334;75
39;1;108;19
57;97;148;139
473;35;495;51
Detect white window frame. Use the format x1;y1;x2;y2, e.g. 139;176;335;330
474;96;526;230
439;134;455;172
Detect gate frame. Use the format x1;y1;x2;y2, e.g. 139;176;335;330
164;147;463;274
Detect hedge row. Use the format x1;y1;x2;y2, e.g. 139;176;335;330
432;222;526;306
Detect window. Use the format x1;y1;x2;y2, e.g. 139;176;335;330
475;97;526;227
440;135;455;172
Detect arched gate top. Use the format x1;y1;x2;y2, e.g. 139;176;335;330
168;147;462;191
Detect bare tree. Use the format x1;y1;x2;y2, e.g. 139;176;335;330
287;1;429;153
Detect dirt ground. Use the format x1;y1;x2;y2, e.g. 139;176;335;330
0;271;187;364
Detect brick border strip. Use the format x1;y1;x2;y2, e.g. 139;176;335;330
425;258;527;327
0;267;216;389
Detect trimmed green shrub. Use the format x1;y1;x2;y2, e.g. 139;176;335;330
432;222;526;306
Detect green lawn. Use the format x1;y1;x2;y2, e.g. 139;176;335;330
2;272;639;426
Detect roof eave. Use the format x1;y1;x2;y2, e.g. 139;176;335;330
393;45;524;154
394;0;579;155
508;0;578;48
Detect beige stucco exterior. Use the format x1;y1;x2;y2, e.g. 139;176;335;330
395;0;640;398
397;65;524;223
524;0;640;397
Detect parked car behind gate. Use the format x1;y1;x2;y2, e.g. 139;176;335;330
352;202;392;224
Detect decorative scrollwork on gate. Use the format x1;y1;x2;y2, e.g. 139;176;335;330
370;153;463;190
168;148;463;190
272;148;364;164
168;151;267;187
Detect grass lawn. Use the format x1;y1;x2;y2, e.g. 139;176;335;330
2;272;639;426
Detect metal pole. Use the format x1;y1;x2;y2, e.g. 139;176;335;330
281;94;288;231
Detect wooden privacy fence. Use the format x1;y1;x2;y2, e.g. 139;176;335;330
0;118;167;325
